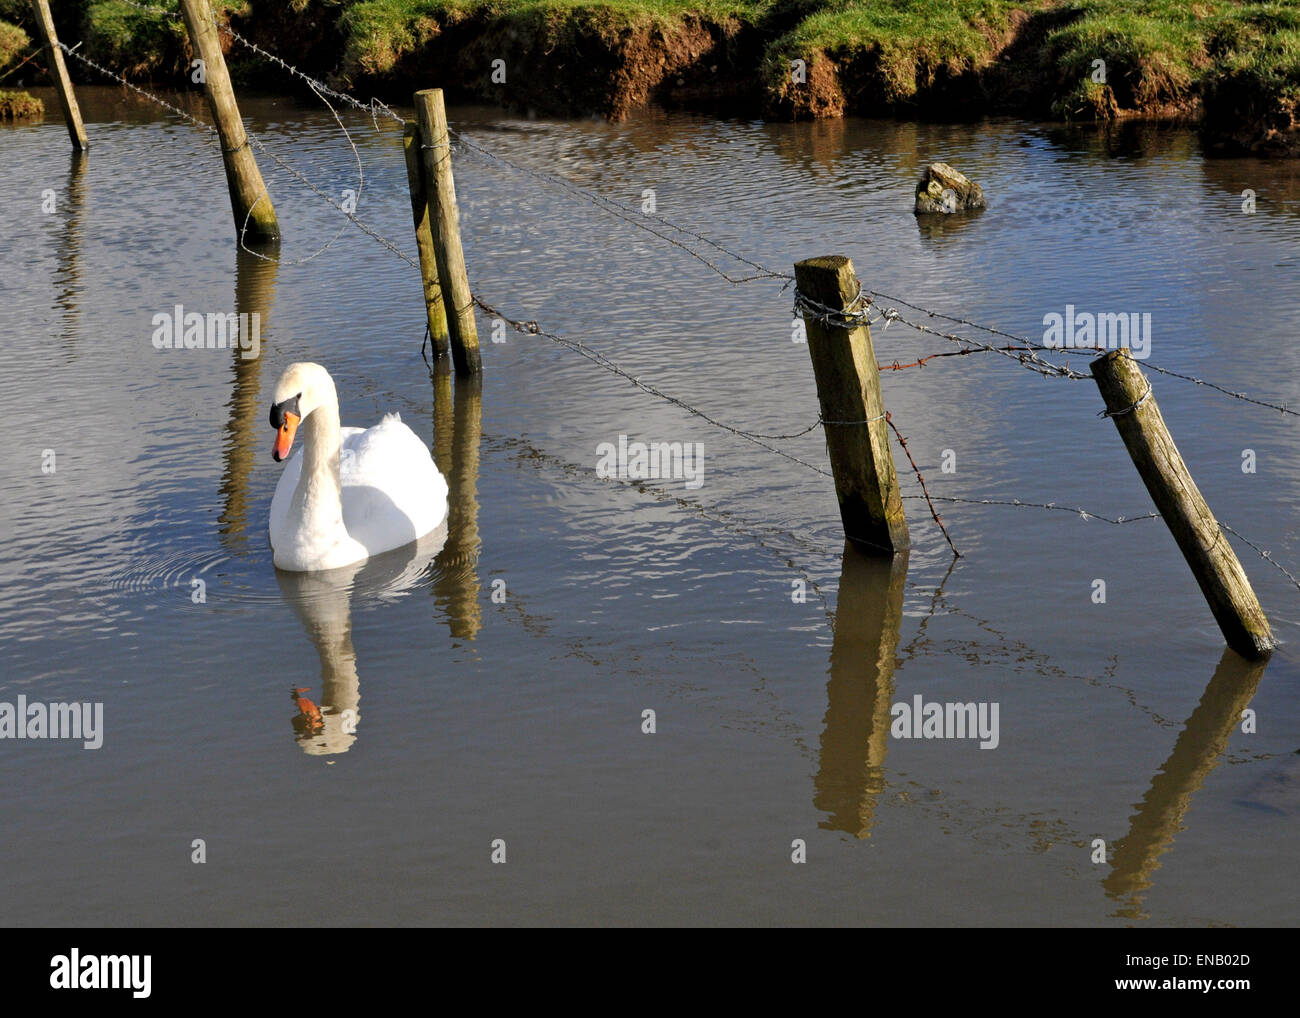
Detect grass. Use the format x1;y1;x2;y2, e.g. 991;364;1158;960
767;0;1025;102
82;1;249;77
3;0;1296;134
0;18;29;73
0;87;42;118
339;0;760;76
758;0;1300;119
1200;8;1300;150
1040;2;1219;112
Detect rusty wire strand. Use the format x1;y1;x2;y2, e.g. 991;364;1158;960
885;413;960;557
869;287;1300;416
0;44;46;83
793;286;1092;380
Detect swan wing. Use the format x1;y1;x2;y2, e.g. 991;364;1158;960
339;414;448;556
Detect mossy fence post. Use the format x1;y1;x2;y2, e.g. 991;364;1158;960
403;121;450;359
795;255;908;555
415;88;480;375
178;0;279;244
29;0;88;150
1091;349;1273;660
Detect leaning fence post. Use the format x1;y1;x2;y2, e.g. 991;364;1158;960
178;0;279;243
403;122;450;358
29;0;88;150
1091;350;1273;659
794;255;908;554
414;88;480;374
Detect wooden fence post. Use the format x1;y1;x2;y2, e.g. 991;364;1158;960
29;0;88;150
1091;350;1273;659
414;88;480;374
403;121;450;359
178;0;279;243
795;255;908;554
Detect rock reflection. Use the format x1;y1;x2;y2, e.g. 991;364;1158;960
915;205;986;241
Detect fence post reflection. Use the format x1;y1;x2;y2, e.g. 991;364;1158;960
219;247;278;549
430;363;483;639
814;542;909;838
54;151;88;332
1103;647;1268;918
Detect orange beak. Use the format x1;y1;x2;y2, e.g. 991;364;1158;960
272;411;300;462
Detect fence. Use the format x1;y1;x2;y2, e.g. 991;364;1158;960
24;0;1300;662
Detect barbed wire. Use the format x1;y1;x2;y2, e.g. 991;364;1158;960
58;41;426;274
911;496;1160;525
57;42;207;126
95;2;1300;424
466;294;836;474
112;0;405;128
870;287;1300;416
109;0;178;16
793;284;1093;381
446;131;790;285
237;75;360;266
111;0;789;286
886;413;960;557
57;31;1300;593
0;44;45;83
1219;523;1300;593
220;22;405;130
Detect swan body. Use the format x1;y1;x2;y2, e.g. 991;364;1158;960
268;362;448;571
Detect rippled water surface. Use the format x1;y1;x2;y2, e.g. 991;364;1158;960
2;87;1299;925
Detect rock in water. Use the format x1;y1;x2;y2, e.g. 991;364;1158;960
915;162;986;215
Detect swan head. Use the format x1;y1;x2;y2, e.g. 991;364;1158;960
269;362;335;462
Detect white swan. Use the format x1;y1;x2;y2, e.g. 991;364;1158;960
268;362;448;571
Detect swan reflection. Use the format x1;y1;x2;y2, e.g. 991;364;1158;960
276;525;447;756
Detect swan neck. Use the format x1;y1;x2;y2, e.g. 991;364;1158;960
302;394;341;486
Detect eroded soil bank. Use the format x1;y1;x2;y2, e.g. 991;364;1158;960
2;1;1297;156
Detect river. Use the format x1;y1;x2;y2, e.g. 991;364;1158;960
1;86;1298;925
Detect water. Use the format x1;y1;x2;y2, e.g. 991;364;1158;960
2;87;1298;926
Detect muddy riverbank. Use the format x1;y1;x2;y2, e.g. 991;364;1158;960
1;1;1297;155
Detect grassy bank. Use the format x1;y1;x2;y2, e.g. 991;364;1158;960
2;0;1298;153
0;15;40;120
